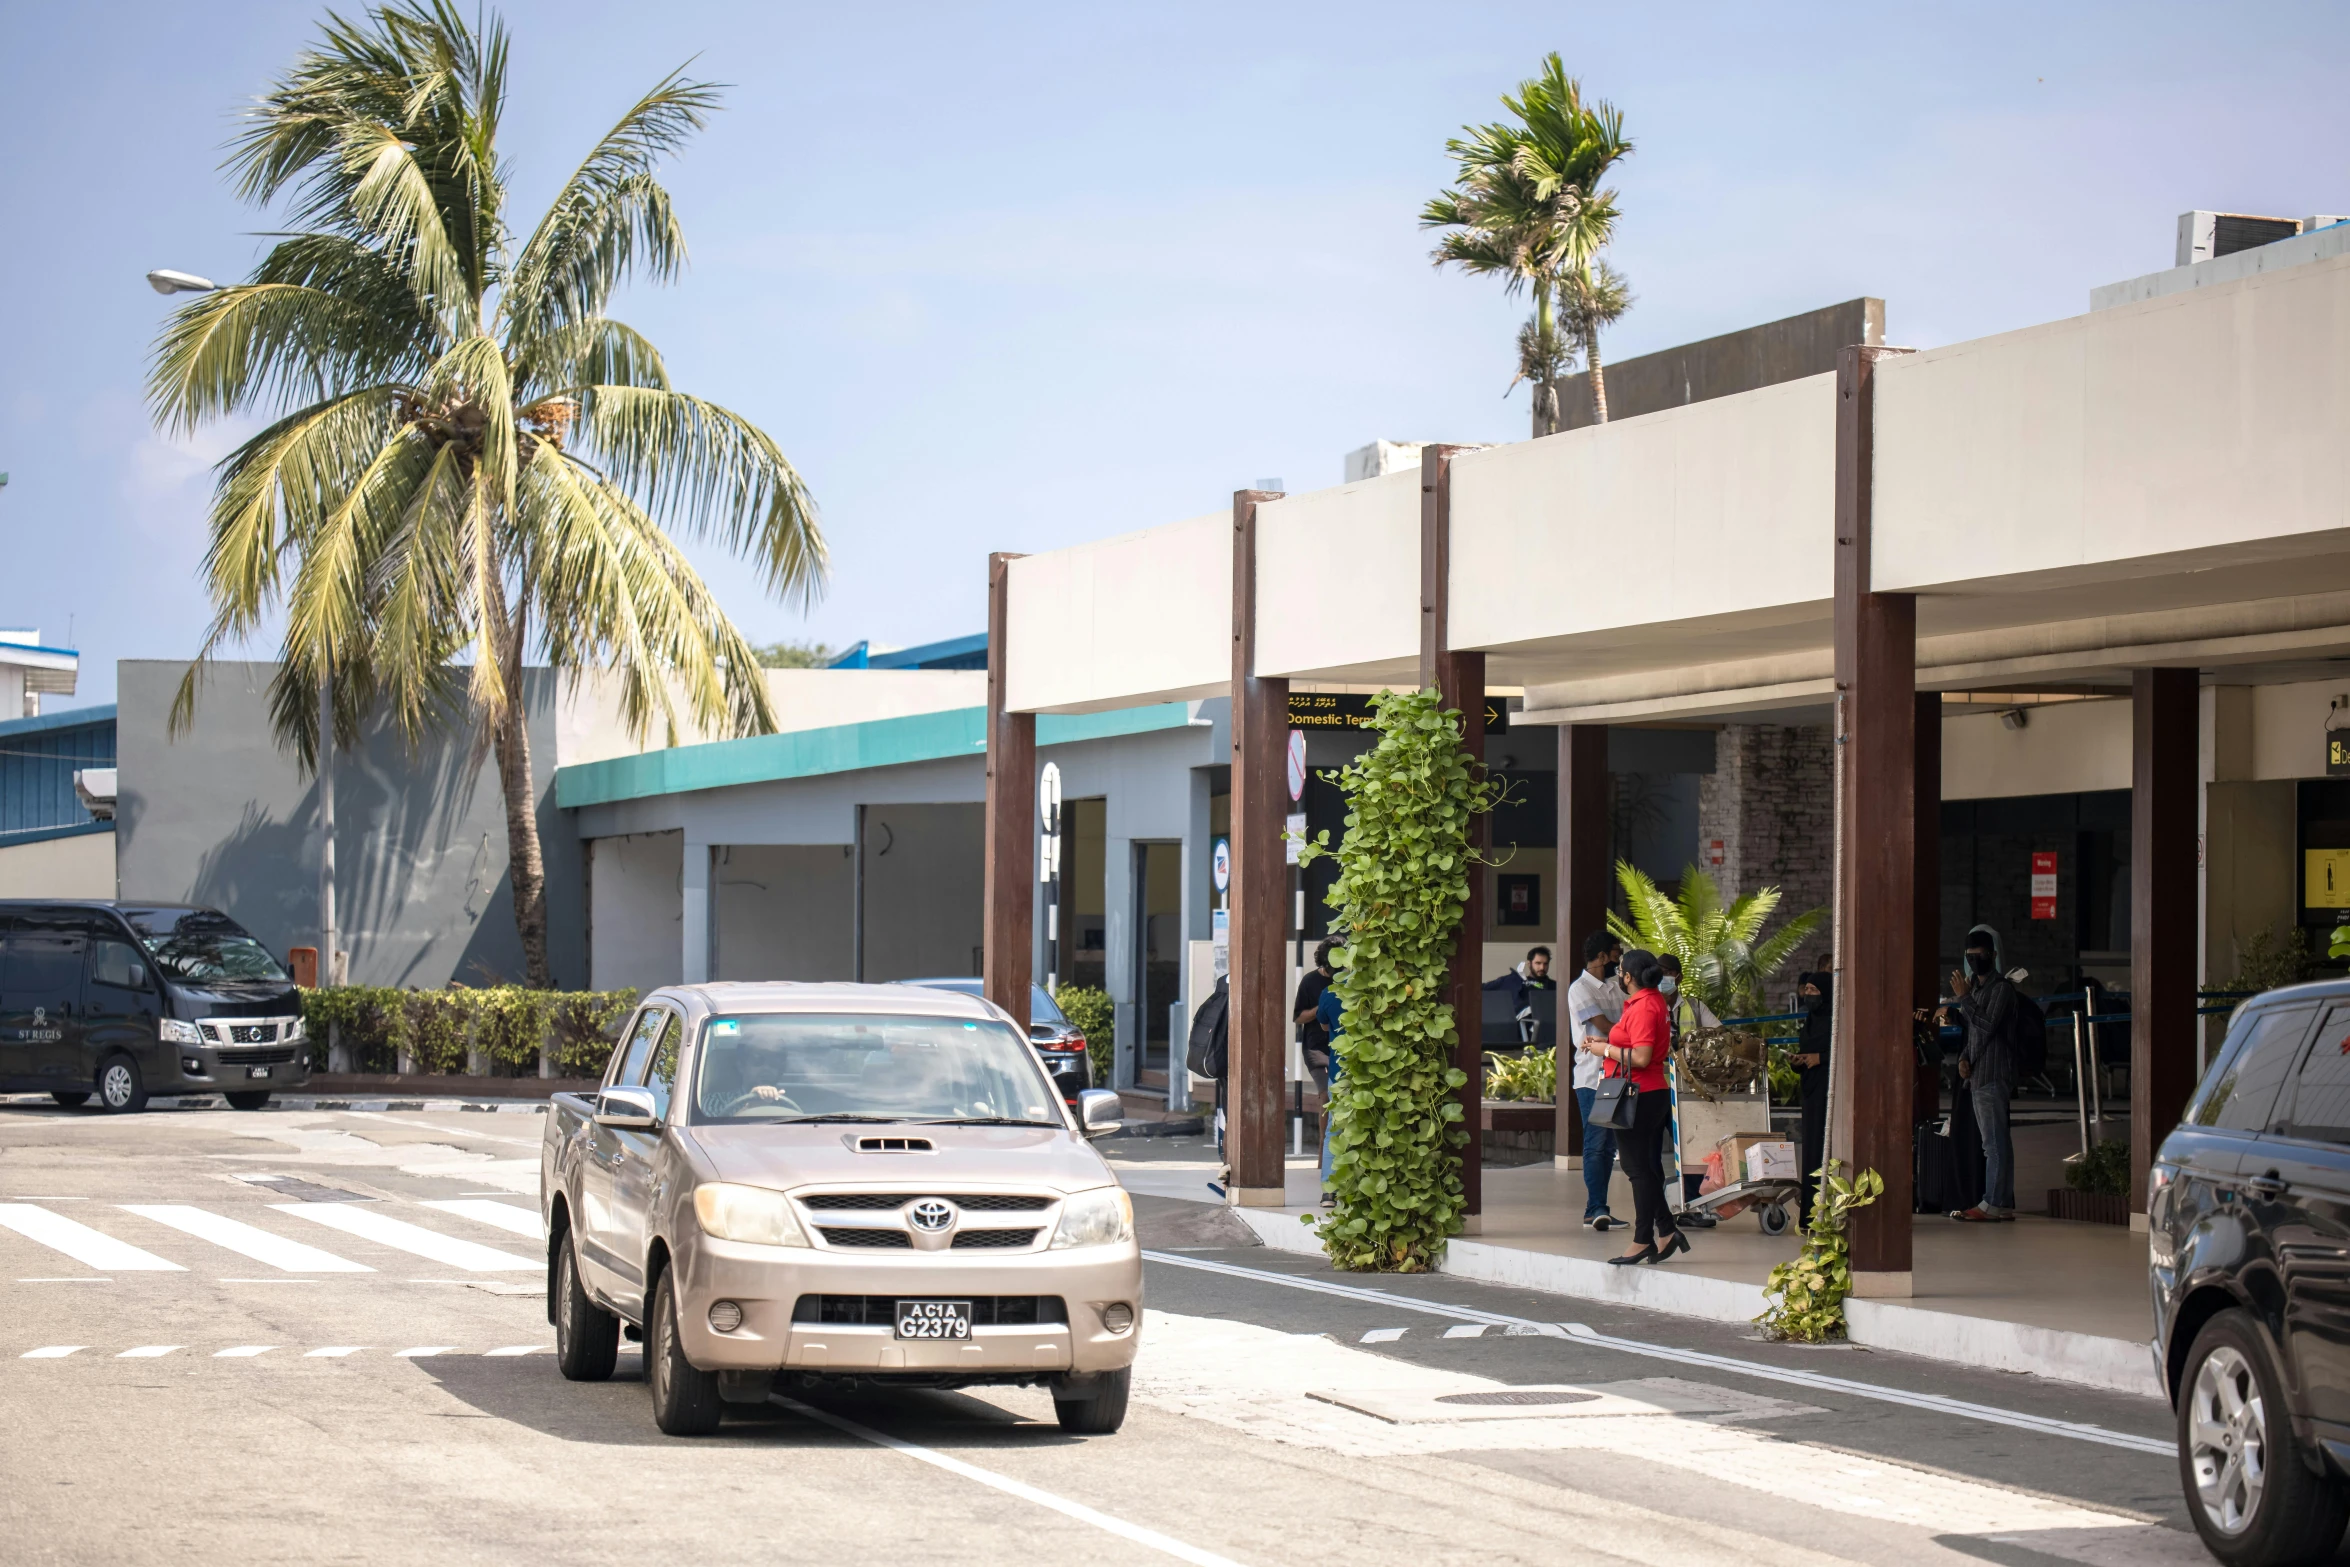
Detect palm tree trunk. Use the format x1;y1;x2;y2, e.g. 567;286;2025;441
1585;326;1610;425
488;595;553;989
1532;378;1560;439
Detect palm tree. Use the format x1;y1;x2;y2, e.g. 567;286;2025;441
1559;259;1634;425
148;1;823;988
1606;862;1824;1020
1422;54;1632;435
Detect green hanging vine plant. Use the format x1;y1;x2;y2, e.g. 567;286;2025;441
1754;1160;1885;1342
1297;687;1502;1273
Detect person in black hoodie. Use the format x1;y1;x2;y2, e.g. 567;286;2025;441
1791;968;1833;1227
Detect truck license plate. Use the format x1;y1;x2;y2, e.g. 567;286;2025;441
894;1300;972;1340
247;1067;272;1079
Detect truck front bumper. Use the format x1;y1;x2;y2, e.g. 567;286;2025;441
672;1233;1143;1377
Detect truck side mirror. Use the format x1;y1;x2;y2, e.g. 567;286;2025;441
594;1087;658;1130
1076;1088;1123;1140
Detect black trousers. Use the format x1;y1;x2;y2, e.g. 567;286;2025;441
1798;1081;1827;1225
1617;1089;1680;1246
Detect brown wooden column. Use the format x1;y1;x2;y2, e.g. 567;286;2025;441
1555;723;1609;1167
2132;668;2199;1216
1914;691;1943;1012
982;552;1035;1023
1229;489;1289;1206
1416;446;1488;1222
1832;344;1917;1294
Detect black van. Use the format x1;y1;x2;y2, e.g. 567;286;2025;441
0;901;310;1113
2153;979;2350;1566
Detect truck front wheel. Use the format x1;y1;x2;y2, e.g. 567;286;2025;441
553;1229;619;1382
647;1270;723;1436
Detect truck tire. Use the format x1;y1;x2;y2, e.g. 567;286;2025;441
2178;1309;2350;1566
1053;1366;1131;1435
647;1270;723;1436
96;1056;148;1115
553;1229;619;1383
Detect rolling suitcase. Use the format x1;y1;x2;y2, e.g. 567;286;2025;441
1914;1123;1963;1214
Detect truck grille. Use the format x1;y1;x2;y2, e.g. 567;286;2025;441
817;1228;914;1249
216;1047;298;1066
803;1193;1051;1212
949;1229;1039;1249
792;1295;1068;1326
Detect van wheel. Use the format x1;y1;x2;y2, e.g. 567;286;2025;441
647;1271;722;1436
96;1056;148;1114
225;1092;273;1111
1052;1367;1131;1435
50;1092;89;1108
2179;1309;2350;1566
553;1230;619;1382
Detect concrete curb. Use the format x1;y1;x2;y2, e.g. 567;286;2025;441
1223;1205;2161;1400
0;1093;552;1115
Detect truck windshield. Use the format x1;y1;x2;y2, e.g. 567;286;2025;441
121;908;288;984
694;1013;1061;1125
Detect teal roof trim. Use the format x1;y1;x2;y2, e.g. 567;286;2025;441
556;701;1195;809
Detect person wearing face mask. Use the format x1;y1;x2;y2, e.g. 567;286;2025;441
1949;934;2018;1222
1566;930;1627;1231
1580;949;1687;1264
1791;966;1833;1227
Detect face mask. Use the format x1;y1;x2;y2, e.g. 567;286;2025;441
1601;960;1620;979
1966;952;1995;977
1659;976;1679;998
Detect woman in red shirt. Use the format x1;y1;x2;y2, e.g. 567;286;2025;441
1577;949;1688;1264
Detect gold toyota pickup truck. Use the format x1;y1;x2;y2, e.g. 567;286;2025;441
540;982;1141;1436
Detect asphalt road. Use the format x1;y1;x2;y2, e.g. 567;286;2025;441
0;1100;2229;1567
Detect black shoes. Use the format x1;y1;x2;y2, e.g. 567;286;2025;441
1606;1244;1658;1266
1650;1231;1692;1263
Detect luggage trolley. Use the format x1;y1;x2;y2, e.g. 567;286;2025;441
1664;1018;1800;1237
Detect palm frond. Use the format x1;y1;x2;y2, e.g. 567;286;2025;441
148;282;422;435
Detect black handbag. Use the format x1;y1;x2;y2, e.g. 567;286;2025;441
1589;1072;1639;1131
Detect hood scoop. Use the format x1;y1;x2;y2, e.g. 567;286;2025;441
849;1135;935;1154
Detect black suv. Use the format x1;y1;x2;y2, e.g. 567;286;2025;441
2153;979;2350;1565
0;901;310;1113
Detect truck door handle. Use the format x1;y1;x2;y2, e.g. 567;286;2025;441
2247;1172;2290;1197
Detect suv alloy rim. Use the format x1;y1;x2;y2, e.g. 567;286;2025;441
102;1064;133;1108
2189;1344;2268;1534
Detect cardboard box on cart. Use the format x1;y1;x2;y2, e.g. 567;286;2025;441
1744;1141;1800;1183
1716;1132;1778;1180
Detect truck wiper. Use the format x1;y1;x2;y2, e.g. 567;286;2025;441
764;1113;909;1124
911;1116;1063;1128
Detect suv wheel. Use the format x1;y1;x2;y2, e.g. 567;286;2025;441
1052;1367;1131;1435
96;1056;148;1114
647;1270;723;1436
552;1230;619;1382
2179;1310;2350;1566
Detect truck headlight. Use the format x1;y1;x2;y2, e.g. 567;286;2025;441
693;1184;809;1248
286;1016;306;1042
1050;1187;1133;1250
159;1019;203;1046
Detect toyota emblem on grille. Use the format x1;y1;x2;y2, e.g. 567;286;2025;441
908;1199;957;1232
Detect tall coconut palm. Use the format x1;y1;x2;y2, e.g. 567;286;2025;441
148;1;823;988
1559;258;1634;425
1422;54;1632;434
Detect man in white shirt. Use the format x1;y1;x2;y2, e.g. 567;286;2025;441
1566;929;1627;1230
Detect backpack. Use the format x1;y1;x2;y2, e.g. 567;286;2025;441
1186;979;1229;1079
2004;986;2048;1080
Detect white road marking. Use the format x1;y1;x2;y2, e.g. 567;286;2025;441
117;1346;180;1358
22;1346;84;1359
394;1346;455;1358
1360;1328;1407;1343
19;1277;110;1284
273;1203;537;1271
306;1347;364;1357
773;1394;1247;1567
221;1278;319;1285
483;1345;548;1357
0;1203;185;1272
122;1204;373;1273
1442;1324;1488;1339
1144;1250;2168;1456
420;1198;545;1240
214;1346;276;1358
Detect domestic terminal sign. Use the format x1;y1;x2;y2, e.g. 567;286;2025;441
1286;691;1509;734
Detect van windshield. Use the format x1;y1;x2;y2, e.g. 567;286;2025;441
120;907;288;985
693;1013;1059;1125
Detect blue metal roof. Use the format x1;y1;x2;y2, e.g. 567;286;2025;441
825;632;989;671
0;704;116;840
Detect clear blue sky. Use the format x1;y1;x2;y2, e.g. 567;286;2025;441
4;1;2343;710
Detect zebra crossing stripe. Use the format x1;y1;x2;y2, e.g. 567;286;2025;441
274;1203;537;1272
1360;1328;1407;1343
214;1346;276;1358
0;1204;183;1272
1443;1324;1488;1339
394;1347;455;1358
117;1346;180;1358
483;1345;549;1357
419;1199;544;1241
305;1347;364;1358
122;1205;373;1273
22;1346;83;1359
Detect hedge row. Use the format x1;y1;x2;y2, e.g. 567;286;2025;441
298;986;639;1077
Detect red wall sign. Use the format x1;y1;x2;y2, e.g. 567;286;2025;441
2030;851;2058;920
